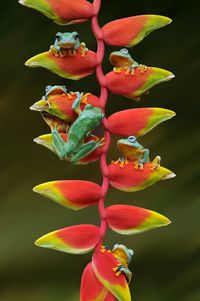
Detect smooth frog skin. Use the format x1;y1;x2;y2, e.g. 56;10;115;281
50;32;88;57
111;244;134;283
45;85;68;97
109;48;147;75
51;97;104;163
116;136;161;170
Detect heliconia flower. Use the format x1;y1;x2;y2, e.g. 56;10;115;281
30;93;100;123
101;15;171;47
33;180;101;210
19;0;94;26
108;162;176;192
35;224;100;254
106;205;170;235
92;249;131;301
34;133;104;164
105;67;174;101
80;262;115;301
25;48;97;80
107;108;175;137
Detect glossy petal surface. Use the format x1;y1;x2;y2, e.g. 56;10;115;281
80;262;115;301
107;108;175;137
102;15;171;47
25;49;97;80
106;68;174;101
35;225;100;254
33;180;101;210
108;162;176;192
106;205;170;235
31;93;100;122
92;250;131;301
19;0;93;25
34;133;104;164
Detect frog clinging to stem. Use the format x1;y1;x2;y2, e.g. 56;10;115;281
109;48;147;75
50;31;88;57
101;244;134;284
51;96;104;164
113;136;161;170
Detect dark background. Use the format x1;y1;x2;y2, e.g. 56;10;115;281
1;0;200;300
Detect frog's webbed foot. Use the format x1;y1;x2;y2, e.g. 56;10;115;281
111;157;129;168
80;42;88;57
101;245;111;253
151;155;161;171
113;67;123;73
134;160;144;170
49;45;59;57
139;64;148;73
113;265;132;283
51;127;67;160
81;92;91;105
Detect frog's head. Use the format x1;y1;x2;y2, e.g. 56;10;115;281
55;32;80;48
112;244;134;265
45;85;67;97
117;136;141;153
84;104;104;121
109;48;134;68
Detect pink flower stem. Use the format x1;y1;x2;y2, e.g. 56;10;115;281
92;0;110;254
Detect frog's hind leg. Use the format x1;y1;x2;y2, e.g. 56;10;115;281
71;139;104;164
151;155;161;171
51;127;67;160
71;92;82;114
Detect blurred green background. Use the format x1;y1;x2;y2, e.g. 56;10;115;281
1;0;200;300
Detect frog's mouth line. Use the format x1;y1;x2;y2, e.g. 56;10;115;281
110;54;134;67
58;42;77;48
48;88;66;96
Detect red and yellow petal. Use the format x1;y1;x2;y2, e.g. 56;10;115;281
25;48;97;80
34;133;104;164
92;250;131;301
19;0;94;25
108;162;176;192
33;180;101;210
30;93;100;122
105;68;174;101
107;108;175;137
81;262;115;301
106;205;171;235
35;225;100;254
102;15;171;47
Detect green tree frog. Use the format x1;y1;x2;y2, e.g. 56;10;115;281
50;32;88;57
109;48;147;75
113;136;161;170
101;244;134;284
51;96;104;164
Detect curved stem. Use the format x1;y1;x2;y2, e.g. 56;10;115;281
92;1;111;254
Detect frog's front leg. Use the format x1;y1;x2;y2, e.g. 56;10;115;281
134;149;149;170
113;265;132;283
71;138;105;164
71;92;82;114
50;45;59;57
51;128;68;160
151;155;161;171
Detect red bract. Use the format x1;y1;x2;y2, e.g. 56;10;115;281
102;15;171;47
26;48;97;80
33;180;101;210
35;224;100;254
106;205;170;235
81;262;115;301
105;67;174;101
107;108;175;137
92;250;131;301
19;0;94;25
